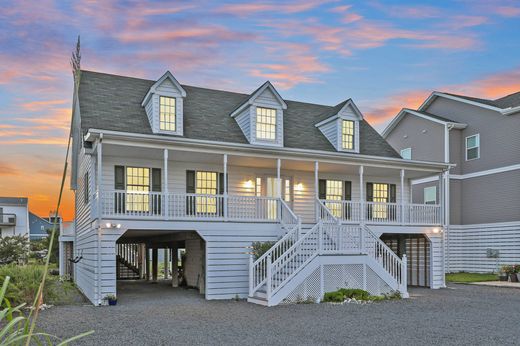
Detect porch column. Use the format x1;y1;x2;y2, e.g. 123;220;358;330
359;165;364;223
164;149;169;219
223;154;228;220
314;161;319;222
171;247;179;287
400;169;405;224
164;248;169;279
96;135;102;219
276;158;281;198
152;248;158;283
139;244;146;279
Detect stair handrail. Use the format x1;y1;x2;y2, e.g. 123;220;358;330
316;199;341;225
361;224;407;291
249;200;301;296
268;222;322;298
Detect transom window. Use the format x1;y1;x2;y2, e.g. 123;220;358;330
341;120;354;150
195;171;218;213
256;107;276;140
159;96;176;131
325;180;343;217
424;186;437;205
372;183;389;219
126;167;150;212
400;148;412;160
466;134;480;161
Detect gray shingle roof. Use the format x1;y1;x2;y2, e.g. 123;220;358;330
78;70;400;158
443;91;520;109
0;197;28;206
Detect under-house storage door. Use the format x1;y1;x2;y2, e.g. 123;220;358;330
406;236;430;287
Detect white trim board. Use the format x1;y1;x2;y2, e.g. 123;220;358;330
411;163;520;184
419;92;520;115
450;221;520;230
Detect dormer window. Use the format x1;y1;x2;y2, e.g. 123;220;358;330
159;96;176;131
256;107;277;141
341;120;354;150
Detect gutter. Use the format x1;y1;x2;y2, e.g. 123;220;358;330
84;128;453;172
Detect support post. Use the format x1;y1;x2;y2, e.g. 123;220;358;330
401;254;408;297
163;149;169;219
171;247;179;287
359;165;364;223
145;246;150;281
248;253;254;297
152;248;158;283
223;154;228;220
266;254;272;303
276;158;281;198
96;136;102;305
400;169;405;225
139;244;146;279
164;248;169;280
319;264;324;303
314;161;319;222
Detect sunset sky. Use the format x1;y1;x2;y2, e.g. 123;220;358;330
1;0;520;220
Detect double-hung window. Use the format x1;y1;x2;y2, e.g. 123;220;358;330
126;167;150;212
466;134;480;160
325;180;343;218
341;120;354;150
256;107;276;140
195;171;218;214
159;96;176;131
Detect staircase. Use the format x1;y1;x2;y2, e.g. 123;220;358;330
248;199;408;306
116;243;141;280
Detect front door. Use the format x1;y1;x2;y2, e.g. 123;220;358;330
257;176;292;219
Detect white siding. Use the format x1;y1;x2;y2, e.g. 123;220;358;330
447;222;520;273
317;120;338;151
0;205;28;237
250;87;284;147
426;233;445;289
235;107;251;142
143;77;184;136
185;237;205;293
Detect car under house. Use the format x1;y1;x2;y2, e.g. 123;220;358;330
65;69;450;306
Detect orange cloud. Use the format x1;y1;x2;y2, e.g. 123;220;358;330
0;162;21;176
21;99;68;111
364;90;430;127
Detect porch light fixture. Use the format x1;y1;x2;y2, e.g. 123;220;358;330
244;180;254;189
105;223;121;229
432;228;441;234
294;183;304;191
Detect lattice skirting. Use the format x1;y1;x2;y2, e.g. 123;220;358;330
282;264;394;304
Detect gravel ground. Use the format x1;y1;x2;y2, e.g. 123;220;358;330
38;280;520;346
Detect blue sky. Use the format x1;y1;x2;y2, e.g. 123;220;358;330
0;0;519;218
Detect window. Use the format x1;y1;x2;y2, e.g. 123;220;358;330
126;167;150;212
424;186;437;205
372;183;389;219
400;148;412;160
256;107;276;140
284;178;291;202
159;96;176;131
196;171;218;213
255;177;262;197
84;173;89;204
325;180;343;217
466;134;480;160
341;120;354;150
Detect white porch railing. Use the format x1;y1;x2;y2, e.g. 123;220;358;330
98;191;283;222
319;199;441;225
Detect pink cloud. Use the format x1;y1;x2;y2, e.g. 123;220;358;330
369;2;442;19
116;25;254;43
494;6;520;17
215;0;329;16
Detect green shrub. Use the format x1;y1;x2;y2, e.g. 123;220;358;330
0;235;29;265
251;241;277;260
322;288;398;303
0;264;79;306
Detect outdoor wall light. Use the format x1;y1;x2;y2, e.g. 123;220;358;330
105;223;121;229
244;180;254;189
294;183;304;191
432;228;441;234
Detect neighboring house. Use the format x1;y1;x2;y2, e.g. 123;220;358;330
383;91;520;273
67;69;449;306
0;197;29;238
59;221;74;277
28;212;53;240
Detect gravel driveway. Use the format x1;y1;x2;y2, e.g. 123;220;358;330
38;280;520;346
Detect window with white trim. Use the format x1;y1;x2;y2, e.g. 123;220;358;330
466;134;480;160
126;167;150;212
325;180;343;217
256;107;276;140
424;186;437;205
195;171;218;213
159;96;176;131
341;120;354;150
400;147;412;160
372;183;389;219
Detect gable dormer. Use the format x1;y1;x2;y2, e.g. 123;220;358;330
315;99;362;153
142;71;186;136
230;81;287;147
